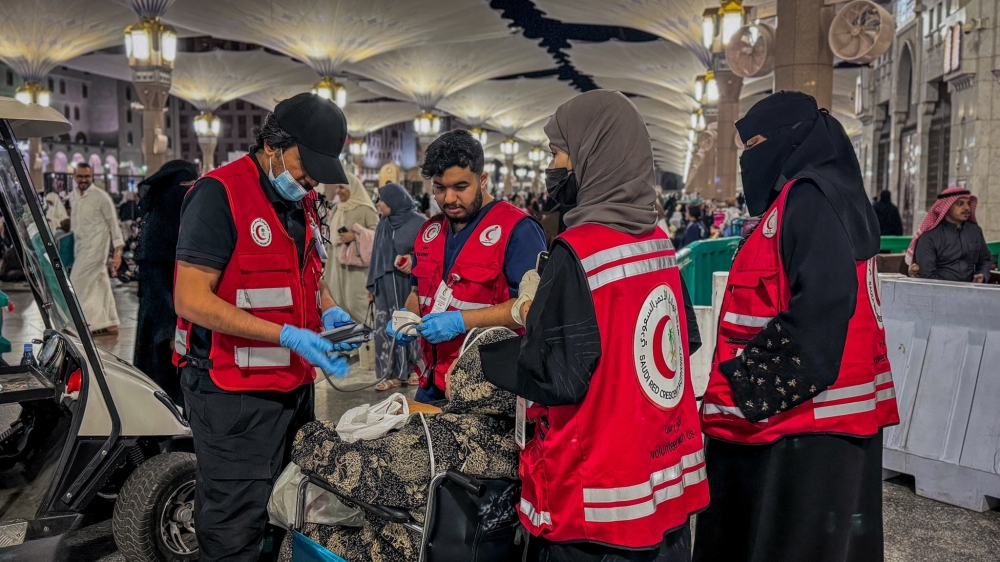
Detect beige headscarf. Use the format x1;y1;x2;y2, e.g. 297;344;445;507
543;90;658;235
330;173;377;232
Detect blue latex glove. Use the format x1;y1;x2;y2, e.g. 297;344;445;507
386;309;417;345
279;325;350;378
417;311;466;344
322;306;360;352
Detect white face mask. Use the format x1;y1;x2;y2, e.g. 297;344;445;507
268;149;308;201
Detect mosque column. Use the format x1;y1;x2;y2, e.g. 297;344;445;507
773;0;835;109
714;70;743;201
29;137;44;193
125;16;177;176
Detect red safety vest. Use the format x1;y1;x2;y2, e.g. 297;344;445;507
172;155;324;392
700;180;899;444
518;224;709;548
410;202;528;390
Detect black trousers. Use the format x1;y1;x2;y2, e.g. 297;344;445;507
692;432;884;562
181;368;314;562
526;520;692;562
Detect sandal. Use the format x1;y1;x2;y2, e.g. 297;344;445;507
407;373;420;386
375;379;402;391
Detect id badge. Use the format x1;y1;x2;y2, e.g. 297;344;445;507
310;224;328;260
431;281;453;313
516;397;532;449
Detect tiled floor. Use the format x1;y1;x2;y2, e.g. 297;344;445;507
0;285;995;561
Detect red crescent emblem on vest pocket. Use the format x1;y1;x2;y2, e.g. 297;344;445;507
762;208;778;238
653;315;677;380
251;218;272;247
634;285;685;410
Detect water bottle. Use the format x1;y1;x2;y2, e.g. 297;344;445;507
20;343;37;367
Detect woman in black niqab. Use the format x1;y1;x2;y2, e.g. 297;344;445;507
735;91;880;259
133;160;199;406
694;92;888;562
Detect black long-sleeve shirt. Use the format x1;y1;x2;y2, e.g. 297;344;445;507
914;220;992;282
720;181;857;422
481;238;701;407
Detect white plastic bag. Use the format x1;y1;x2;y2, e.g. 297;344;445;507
267;463;364;530
335;392;410;443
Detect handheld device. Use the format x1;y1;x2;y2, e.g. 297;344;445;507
320;323;372;345
391;310;422;337
337;226;349;234
535;251;550;275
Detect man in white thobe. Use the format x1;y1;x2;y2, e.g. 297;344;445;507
69;163;124;334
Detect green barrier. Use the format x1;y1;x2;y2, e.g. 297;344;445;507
881;236;1000;259
676;237;741;306
680;236;1000;308
879;236;913;254
0;291;10;354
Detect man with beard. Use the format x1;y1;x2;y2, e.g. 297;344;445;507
391;130;546;403
694;92;899;562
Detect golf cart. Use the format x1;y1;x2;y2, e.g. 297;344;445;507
0;99;196;561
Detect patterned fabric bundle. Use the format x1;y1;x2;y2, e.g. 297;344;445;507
280;328;520;562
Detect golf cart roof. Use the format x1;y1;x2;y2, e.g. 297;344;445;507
0;97;71;138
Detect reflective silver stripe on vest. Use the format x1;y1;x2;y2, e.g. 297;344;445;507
174;327;188;356
235;347;291;368
813;397;877;420
416;295;488;311
701;403;747;419
583;450;705;504
235;288;293;309
448;297;491;311
580;239;674;275
721;312;773;328
814;373;896;404
519;498;552;527
876;388;896;402
583;466;708;523
813;381;876;403
587;255;677;291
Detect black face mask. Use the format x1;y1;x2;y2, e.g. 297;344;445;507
739;125;804;216
544;168;578;210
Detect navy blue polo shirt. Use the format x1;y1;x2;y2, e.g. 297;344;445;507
410;201;546;297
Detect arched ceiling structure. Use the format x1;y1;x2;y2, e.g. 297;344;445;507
66;51;311;112
240;80;377;112
485;77;577;138
0;0;134;81
164;0;514;77
340;101;422;138
345;35;554;110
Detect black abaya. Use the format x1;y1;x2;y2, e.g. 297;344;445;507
694;432;884;562
693;182;886;562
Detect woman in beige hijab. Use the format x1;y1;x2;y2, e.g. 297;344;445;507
323;173;378;322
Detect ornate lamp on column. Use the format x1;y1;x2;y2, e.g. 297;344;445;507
348;137;368;176
499;138;519;195
528;146;545;192
15;82;52;191
125;15;176;176
193;112;220;172
311;77;348;107
699;0;746;200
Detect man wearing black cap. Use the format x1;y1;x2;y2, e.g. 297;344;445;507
173;94;357;560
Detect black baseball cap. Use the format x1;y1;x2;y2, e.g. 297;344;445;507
273;93;349;185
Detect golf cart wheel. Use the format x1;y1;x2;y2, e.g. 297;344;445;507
113;452;198;562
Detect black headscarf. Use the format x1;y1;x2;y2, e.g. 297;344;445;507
135;160;199;265
367;182;427;290
736;91;880;260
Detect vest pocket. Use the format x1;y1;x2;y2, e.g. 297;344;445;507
236;254;295;313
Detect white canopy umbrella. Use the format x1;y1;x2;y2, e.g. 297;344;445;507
535;0;715;65
0;0;134;81
341;101;421;138
569;40;706;98
347;35;555;110
165;0;514;78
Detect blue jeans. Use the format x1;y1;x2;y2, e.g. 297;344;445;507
415;381;447;403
